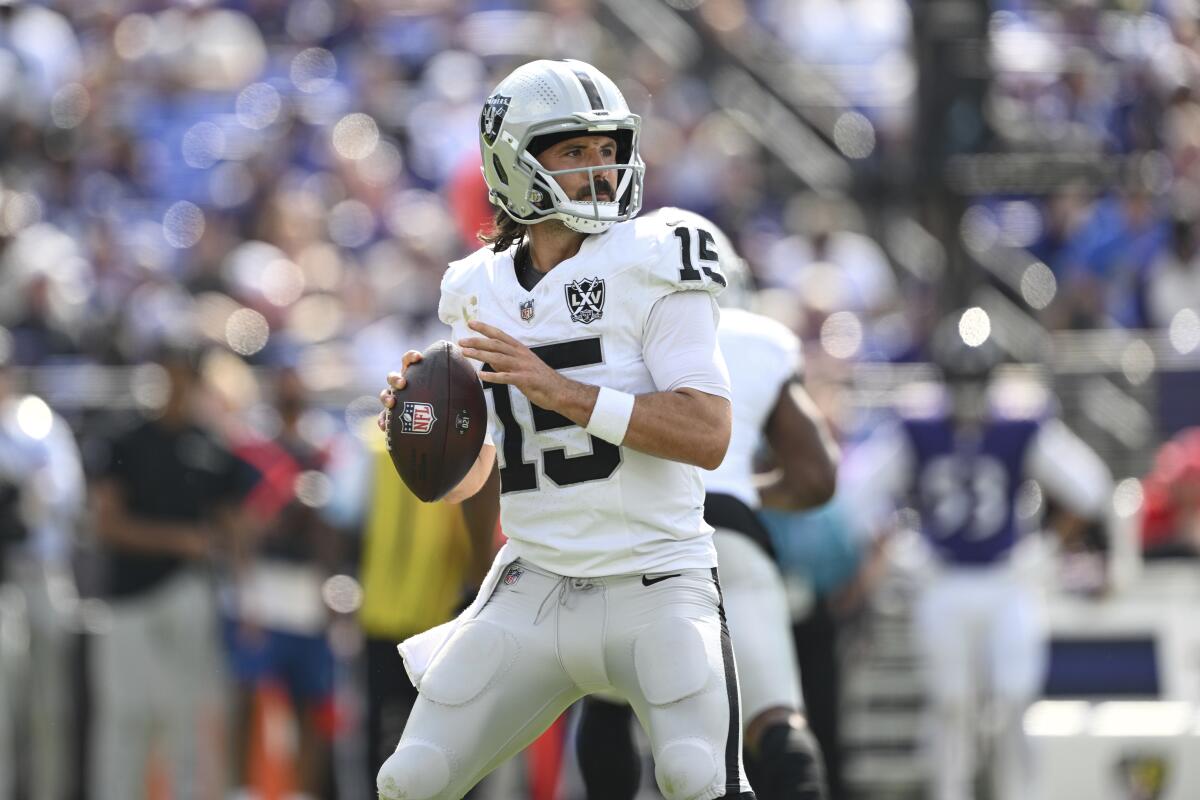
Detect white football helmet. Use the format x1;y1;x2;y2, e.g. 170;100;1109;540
479;59;644;235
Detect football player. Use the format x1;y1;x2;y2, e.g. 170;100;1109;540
844;309;1113;800
375;60;752;799
573;209;839;800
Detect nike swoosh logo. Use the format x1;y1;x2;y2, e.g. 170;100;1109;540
641;573;682;587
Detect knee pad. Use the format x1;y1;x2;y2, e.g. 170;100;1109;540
654;737;718;800
635;618;711;706
747;721;828;800
419;621;512;707
376;740;451;800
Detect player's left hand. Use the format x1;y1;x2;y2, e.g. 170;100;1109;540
459;320;567;409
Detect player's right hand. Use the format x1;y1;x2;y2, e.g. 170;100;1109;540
377;350;424;431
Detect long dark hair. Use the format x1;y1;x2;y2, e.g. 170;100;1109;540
478;207;527;252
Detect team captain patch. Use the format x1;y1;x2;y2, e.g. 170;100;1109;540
399;401;437;434
565;277;605;324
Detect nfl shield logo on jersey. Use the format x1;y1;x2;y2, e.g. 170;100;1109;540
503;565;524;586
519;298;535;322
399;402;437;435
565;277;605;324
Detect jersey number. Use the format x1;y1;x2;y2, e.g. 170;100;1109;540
483;336;622;494
674;227;727;286
919;455;1009;541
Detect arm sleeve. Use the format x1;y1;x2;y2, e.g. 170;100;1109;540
1025;418;1113;518
642;291;731;399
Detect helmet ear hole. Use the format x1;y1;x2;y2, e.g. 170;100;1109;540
492;154;509;186
530;173;557;210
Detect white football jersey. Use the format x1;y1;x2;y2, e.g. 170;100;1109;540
438;214;728;577
703;309;802;508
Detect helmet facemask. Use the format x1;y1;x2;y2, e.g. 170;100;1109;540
512;125;644;234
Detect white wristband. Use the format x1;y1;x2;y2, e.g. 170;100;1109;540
586;386;635;445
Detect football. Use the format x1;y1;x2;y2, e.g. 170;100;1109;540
385;341;488;502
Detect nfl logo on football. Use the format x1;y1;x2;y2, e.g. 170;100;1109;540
400;401;437;435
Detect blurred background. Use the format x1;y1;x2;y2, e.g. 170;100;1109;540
1;0;1200;798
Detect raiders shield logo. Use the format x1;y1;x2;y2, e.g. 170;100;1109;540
399;401;437;435
1116;753;1169;800
480;94;511;146
565;277;605;324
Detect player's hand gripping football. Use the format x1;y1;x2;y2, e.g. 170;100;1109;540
376;349;424;432
458;320;570;410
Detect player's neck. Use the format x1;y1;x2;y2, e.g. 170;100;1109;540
527;221;588;273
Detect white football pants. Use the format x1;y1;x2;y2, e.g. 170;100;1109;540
913;563;1046;800
377;558;753;800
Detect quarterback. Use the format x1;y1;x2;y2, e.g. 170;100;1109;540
376;60;753;799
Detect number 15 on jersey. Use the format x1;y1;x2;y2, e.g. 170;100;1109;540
483;336;623;494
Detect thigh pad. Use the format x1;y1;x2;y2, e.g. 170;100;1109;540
420;621;514;707
634;616;711;706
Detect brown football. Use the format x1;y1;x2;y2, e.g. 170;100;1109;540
385;341;487;502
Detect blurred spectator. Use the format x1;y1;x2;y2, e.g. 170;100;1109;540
1051;173;1169;329
224;368;339;800
1146;213;1200;329
0;0;83;123
761;0;914;139
1027;182;1095;276
762;194;900;347
0;223;91;365
1141;427;1200;558
323;427;493;790
89;346;256;800
0;327;85;800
